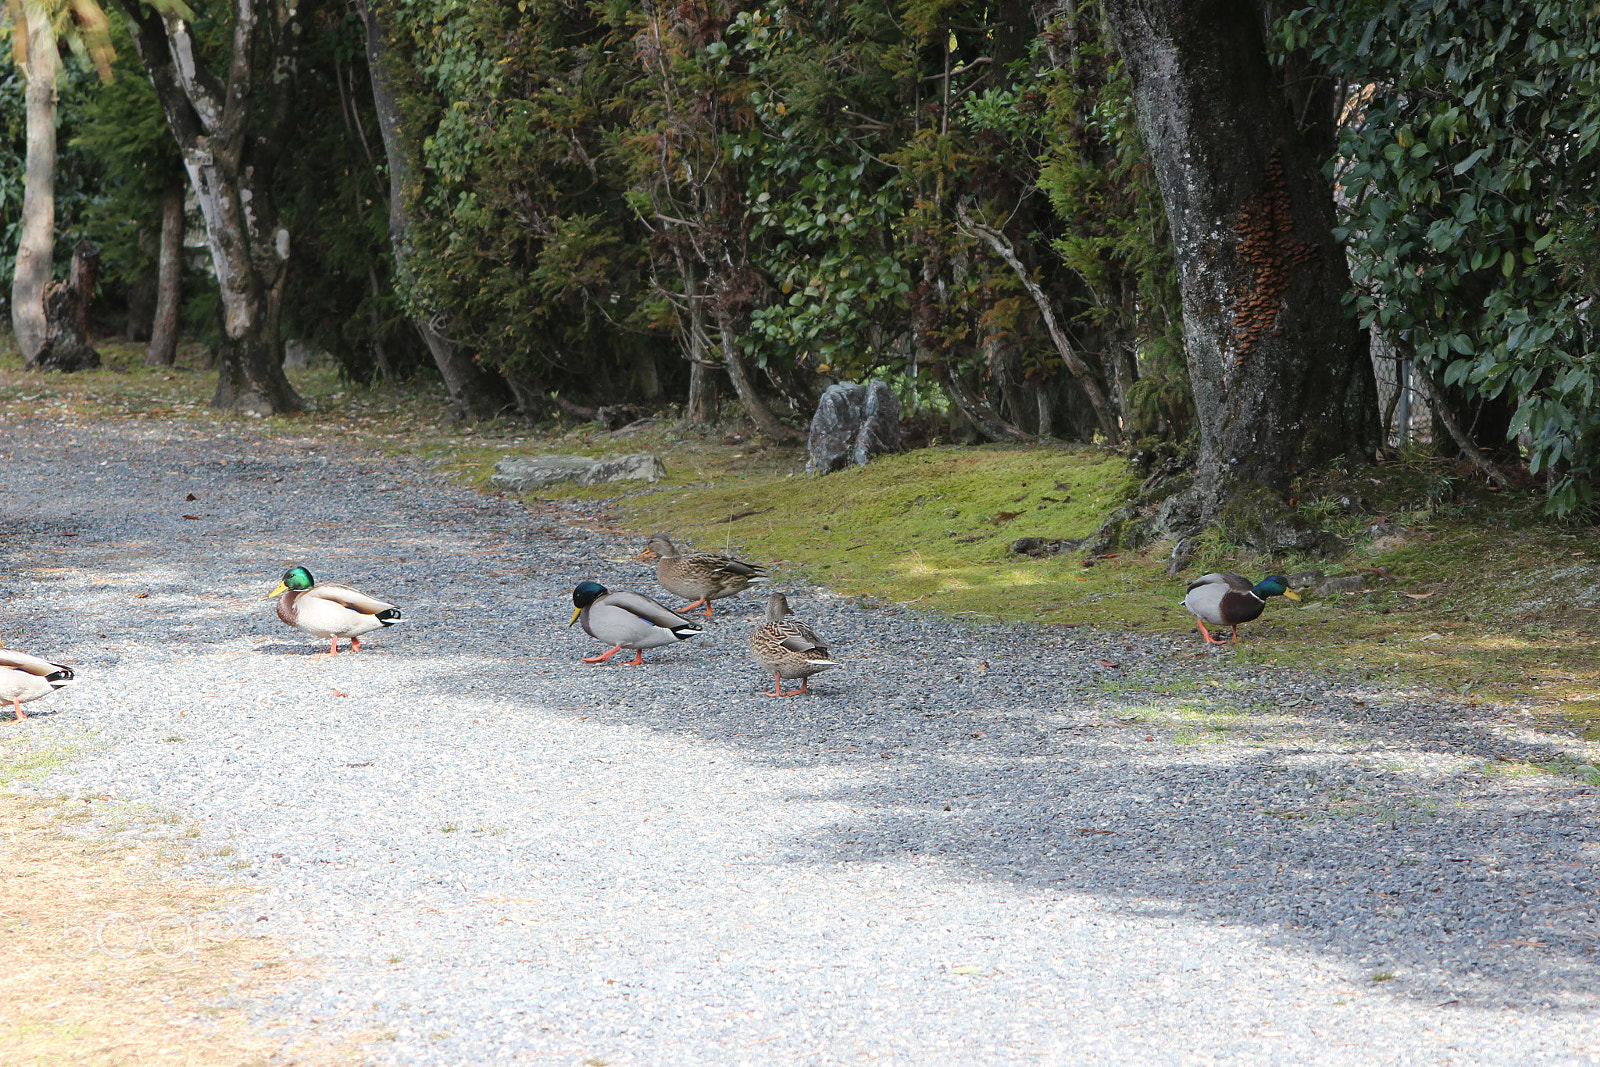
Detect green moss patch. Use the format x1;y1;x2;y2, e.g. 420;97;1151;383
620;444;1158;624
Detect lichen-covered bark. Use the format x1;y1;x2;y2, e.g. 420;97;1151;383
1102;0;1378;524
128;1;305;414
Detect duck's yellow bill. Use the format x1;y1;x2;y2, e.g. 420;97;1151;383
569;606;582;627
266;581;288;599
1283;589;1302;601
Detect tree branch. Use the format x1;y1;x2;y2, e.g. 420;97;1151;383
956;202;1122;444
1411;368;1512;489
163;15;225;134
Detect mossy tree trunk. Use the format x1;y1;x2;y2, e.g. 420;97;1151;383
1102;0;1379;529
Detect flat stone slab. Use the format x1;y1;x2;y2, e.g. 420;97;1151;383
491;452;666;491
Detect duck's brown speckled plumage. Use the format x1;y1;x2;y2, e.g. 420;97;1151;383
645;535;766;617
749;592;836;697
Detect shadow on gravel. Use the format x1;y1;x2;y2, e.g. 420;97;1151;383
503;631;1600;1017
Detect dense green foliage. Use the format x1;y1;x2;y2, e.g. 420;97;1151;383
1287;0;1600;515
371;0;1182;435
5;0;1600;519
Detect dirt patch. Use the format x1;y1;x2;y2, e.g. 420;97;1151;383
0;794;364;1066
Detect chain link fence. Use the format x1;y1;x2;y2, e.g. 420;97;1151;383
1371;329;1433;449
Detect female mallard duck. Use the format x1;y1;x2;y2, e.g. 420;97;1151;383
1182;573;1300;644
570;581;704;665
749;592;837;697
1;644;75;722
268;565;403;656
643;535;767;618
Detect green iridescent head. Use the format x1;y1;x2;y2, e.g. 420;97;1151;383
1252;575;1300;601
269;565;316;598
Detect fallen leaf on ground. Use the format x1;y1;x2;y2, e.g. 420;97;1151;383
1099;660;1122;669
1403;592;1435;600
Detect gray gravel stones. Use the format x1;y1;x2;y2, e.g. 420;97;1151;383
2;412;1599;1065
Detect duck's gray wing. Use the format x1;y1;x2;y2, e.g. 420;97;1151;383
1184;573;1252;594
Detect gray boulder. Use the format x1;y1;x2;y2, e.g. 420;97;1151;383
807;380;904;475
283;339;324;368
491;453;665;491
582;453;666;486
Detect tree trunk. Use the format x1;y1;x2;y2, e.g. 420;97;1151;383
1103;0;1379;522
358;0;514;420
943;368;1029;442
128;2;304;414
632;347;662;402
33;241;101;371
145;177;185;366
678;260;716;427
1412;367;1511;489
713;309;799;442
125;226;156;342
685;359;716;426
957;203;1122;443
11;2;57;364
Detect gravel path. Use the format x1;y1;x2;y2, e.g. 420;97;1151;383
4;412;1600;1065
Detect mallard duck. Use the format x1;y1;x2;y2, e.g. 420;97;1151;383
267;565;403;656
1;644;75;722
1182;573;1300;644
642;535;767;618
570;580;704;665
749;592;837;697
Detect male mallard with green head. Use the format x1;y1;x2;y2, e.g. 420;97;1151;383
570;580;704;665
642;535;767;618
749;592;837;697
268;565;404;656
1182;573;1300;644
0;644;75;722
